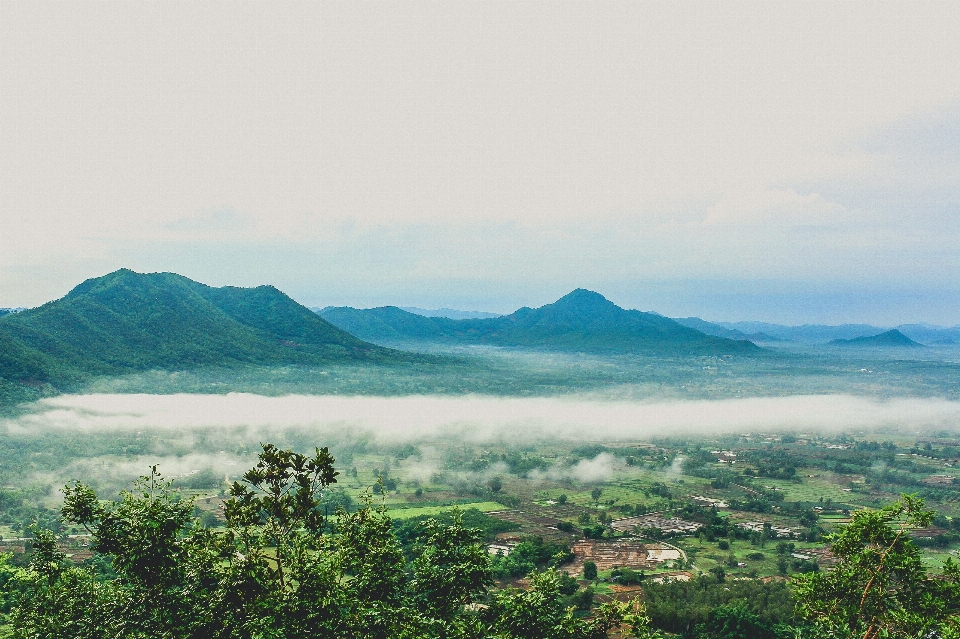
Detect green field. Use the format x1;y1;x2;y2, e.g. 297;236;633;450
385;501;509;519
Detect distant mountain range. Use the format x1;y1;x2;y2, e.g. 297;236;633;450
400;307;502;320
672;317;960;345
828;329;923;347
0;269;408;396
8;269;956;409
0;273;766;407
319;289;762;355
672;317;783;342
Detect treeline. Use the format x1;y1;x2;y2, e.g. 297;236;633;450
643;578;796;638
4;446;960;638
0;445;650;639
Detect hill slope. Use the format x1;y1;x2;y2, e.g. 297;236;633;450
829;329;924;347
672;317;783;342
321;289;762;355
0;269;408;393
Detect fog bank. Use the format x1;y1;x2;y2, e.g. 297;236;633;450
5;393;960;443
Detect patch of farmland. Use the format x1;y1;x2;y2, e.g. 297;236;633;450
757;471;871;506
485;507;582;543
386;501;507;519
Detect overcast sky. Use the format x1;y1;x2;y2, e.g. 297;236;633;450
2;2;960;325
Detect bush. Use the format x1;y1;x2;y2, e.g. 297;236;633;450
610;567;643;585
568;587;594;611
582;561;598;580
176;469;221;489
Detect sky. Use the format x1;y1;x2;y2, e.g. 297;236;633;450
2;1;960;325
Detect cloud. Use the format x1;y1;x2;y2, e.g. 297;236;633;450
161;208;254;239
701;188;850;228
6;393;960;445
531;453;622;484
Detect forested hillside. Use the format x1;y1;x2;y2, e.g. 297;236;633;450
322;289;762;355
0;269;417;402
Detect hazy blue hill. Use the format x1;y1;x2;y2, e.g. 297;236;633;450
321;289;761;355
829;329;923;347
320;305;463;342
671;316;784;342
0;269;408;392
400;307;502;320
490;290;761;353
894;323;960;345
713;320;960;344
717;321;887;342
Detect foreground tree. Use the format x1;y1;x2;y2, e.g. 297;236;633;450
6;443;647;639
794;494;960;639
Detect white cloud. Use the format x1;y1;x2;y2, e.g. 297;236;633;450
701;188;850;228
527;453;623;484
6;393;960;444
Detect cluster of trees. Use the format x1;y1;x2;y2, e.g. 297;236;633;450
642;578;796;638
4;440;960;638
490;537;573;580
0;444;653;638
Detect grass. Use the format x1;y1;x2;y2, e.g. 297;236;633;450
385;501;508;520
675;536;824;579
756;471;867;506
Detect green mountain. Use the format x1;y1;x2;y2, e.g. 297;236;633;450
321;289;762;355
0;269;409;394
829;329;924;347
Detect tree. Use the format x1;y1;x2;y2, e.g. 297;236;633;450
487;569;657;639
582;561;598;580
9;528;115;639
212;443;345;636
699;601;773;639
335;497;410;636
591;488;602;502
223;443;337;590
6;443;648;639
776;557;788;576
408;509;492;624
57;468;209;637
794;494;960;639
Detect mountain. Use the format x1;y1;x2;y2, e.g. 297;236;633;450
0;269;409;391
400;307;502;320
828;329;924;347
894;323;960;345
672;317;784;342
715;321;886;342
712;320;960;344
320;289;762;355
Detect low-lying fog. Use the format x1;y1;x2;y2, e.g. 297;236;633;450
7;392;960;443
5;392;960;501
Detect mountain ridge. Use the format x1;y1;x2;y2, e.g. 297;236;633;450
828;329;924;347
320;289;762;355
721;320;959;344
0;269;413;395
